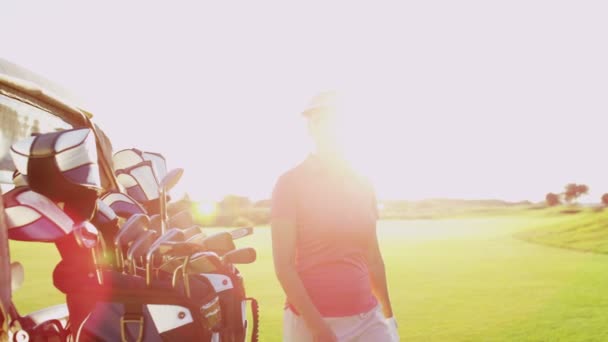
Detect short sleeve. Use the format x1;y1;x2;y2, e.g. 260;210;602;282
271;174;297;222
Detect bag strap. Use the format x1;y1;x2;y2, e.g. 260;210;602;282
120;302;144;342
246;297;259;342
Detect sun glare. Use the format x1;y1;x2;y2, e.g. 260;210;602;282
331;100;382;184
196;201;217;217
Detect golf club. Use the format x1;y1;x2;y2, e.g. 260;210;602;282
229;227;254;241
199;231;235;256
144;228;186;286
167;210;194;230
113;214;150;271
126;229;159;275
183;252;224;275
222;248;257;265
180;226;205;240
159;169;184;235
72;221;103;284
186;231;208;244
171;252;222;298
149;214;162;234
156;240;208;275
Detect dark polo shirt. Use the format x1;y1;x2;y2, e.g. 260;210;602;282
272;155;379;317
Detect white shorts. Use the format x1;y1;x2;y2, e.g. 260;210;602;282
283;305;395;342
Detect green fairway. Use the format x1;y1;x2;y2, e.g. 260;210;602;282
516;208;608;254
9;216;608;341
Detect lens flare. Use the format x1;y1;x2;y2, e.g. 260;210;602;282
196;201;217;217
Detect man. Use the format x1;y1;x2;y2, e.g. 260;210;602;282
271;92;399;342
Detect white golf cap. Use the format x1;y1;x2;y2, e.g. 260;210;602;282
301;91;339;117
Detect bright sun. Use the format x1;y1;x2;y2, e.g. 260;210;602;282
196;201;217;216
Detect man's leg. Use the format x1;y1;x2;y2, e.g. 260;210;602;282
283;306;395;342
283;308;314;342
352;307;394;342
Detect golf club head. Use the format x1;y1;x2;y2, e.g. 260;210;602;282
145;228;186;263
186;232;208;244
158;169;183;236
201;231;235;256
114;214;150;248
181;226;204;240
113;214;149;270
159;241;208;258
160;168;184;192
186;252;223;274
126;229;159;270
222;248;257;265
149;214;162;234
73;221;99;250
230;226;254;240
168;210;194;229
145;228;186;285
10;262;24;292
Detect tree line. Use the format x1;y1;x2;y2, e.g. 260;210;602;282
544;183;608;206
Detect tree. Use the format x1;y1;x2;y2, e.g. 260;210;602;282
576;184;589;197
219;195;252;212
563;183;577;203
563;183;589;204
602;194;608;207
546;193;560;207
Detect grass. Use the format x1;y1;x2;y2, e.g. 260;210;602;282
9;215;608;341
516;207;608;254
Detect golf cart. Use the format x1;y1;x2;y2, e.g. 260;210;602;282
0;59;259;342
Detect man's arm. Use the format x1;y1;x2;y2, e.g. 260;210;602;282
366;226;394;318
365;186;394;318
272;218;330;334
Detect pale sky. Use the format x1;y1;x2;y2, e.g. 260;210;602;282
2;1;607;202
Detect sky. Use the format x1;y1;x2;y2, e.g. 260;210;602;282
2;1;607;202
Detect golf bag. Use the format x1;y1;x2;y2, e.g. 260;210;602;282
5;130;259;341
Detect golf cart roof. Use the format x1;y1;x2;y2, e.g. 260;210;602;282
0;58;91;122
0;59;117;188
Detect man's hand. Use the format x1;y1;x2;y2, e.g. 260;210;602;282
311;320;338;342
387;317;400;341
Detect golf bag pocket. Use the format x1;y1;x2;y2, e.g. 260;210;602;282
197;272;247;339
10;128;101;219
